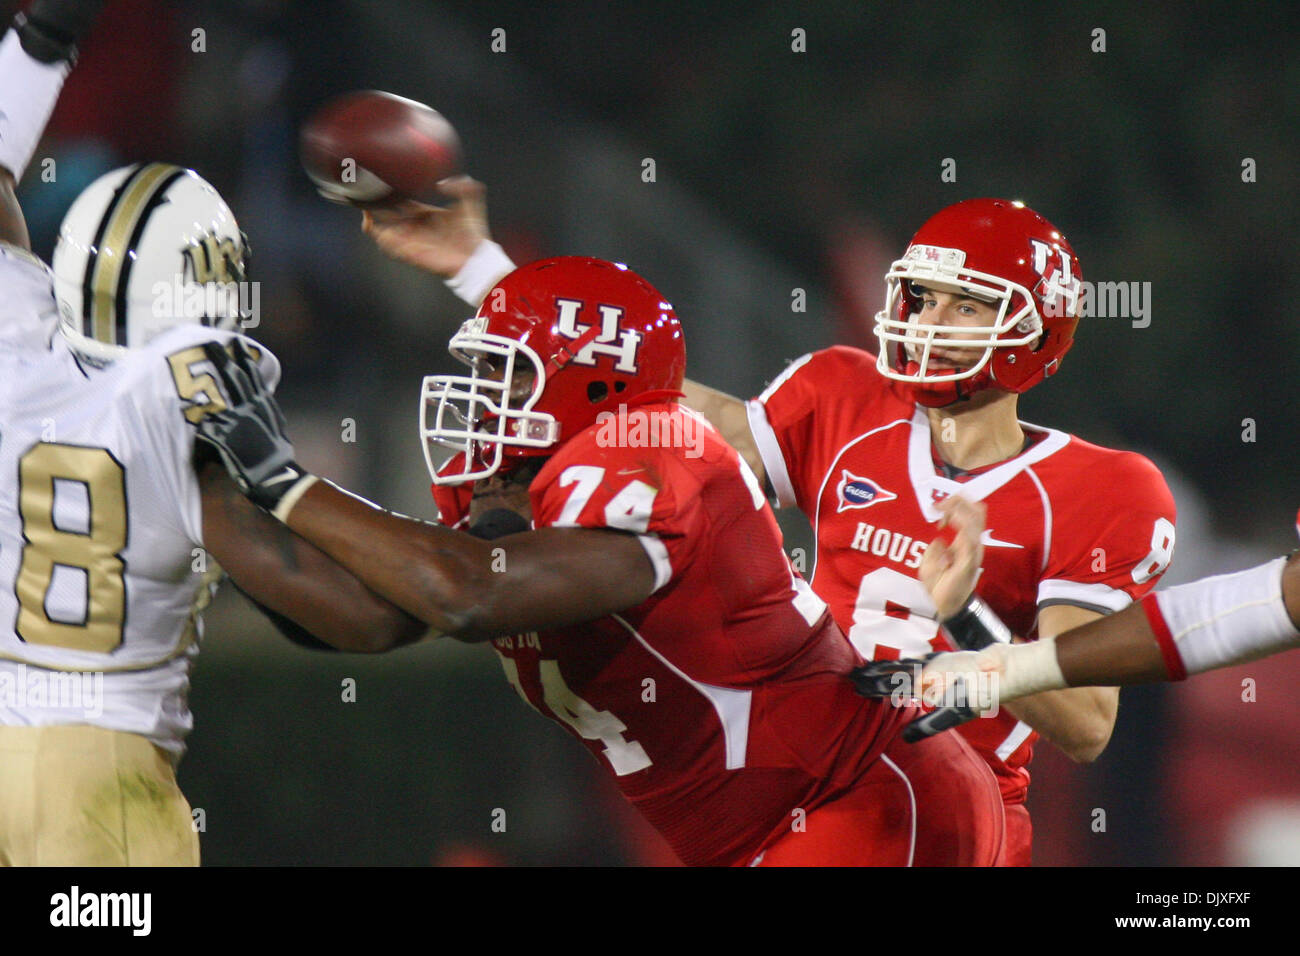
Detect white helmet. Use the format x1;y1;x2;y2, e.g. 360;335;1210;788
52;162;251;360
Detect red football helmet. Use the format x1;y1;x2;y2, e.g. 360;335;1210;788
873;198;1083;407
422;256;686;485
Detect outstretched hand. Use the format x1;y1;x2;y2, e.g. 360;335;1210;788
361;175;490;278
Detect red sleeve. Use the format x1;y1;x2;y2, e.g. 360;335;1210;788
531;429;709;594
1037;450;1177;612
745;346;897;512
430;453;473;529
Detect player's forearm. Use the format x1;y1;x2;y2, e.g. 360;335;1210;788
1054;553;1300;684
1049;603;1171;686
281;479;659;641
283;479;495;637
1000;603;1119;760
1002;685;1117;763
225;553;427;653
200;466;427;652
906;607;1173;714
866;556;1300;741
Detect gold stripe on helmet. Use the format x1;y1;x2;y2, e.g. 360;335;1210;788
88;163;182;345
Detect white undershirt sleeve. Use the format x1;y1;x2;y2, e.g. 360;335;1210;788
0;30;70;183
1147;556;1298;677
445;240;517;307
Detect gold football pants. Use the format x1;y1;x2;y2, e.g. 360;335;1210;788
0;725;199;866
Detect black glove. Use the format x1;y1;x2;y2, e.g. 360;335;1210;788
899;699;980;742
849;657;925;699
194;340;311;514
850;656;980;742
15;0;109;63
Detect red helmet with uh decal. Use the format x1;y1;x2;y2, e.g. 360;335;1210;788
422;256;686;485
873;198;1083;407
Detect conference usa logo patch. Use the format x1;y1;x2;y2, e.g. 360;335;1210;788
835;470;898;513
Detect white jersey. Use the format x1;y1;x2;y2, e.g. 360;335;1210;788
0;243;280;756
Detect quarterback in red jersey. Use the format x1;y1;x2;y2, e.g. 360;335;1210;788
194;256;1005;866
690;200;1177;864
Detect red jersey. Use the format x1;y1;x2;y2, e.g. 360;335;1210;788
747;347;1177;805
432;404;911;866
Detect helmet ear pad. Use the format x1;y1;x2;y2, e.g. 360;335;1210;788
988;308;1077;394
52;162;249;359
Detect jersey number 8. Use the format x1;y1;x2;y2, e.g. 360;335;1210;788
15;443;127;654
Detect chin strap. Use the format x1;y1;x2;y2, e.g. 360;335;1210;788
545;322;604;376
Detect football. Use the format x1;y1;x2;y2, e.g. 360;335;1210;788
299;90;461;205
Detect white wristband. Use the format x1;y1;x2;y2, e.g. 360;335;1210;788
0;30;71;183
445;240;516;306
1152;556;1298;676
271;474;319;524
997;638;1067;700
919;639;1065;710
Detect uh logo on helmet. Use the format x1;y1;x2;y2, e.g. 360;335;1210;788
873;198;1083;408
52;162;251;362
423;256;687;485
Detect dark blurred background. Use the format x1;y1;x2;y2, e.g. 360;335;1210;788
12;0;1300;865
